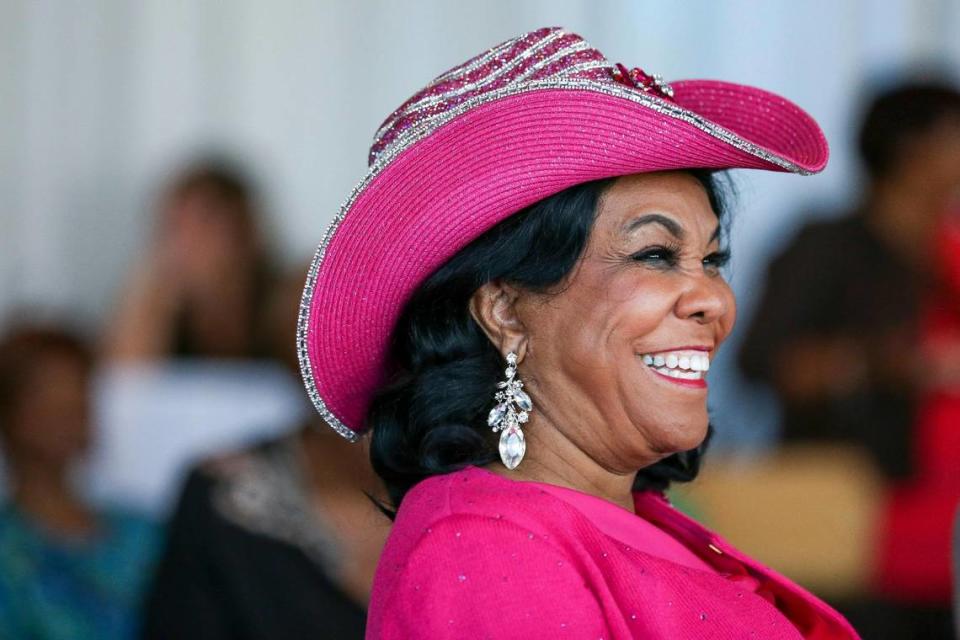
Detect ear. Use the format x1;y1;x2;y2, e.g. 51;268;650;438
468;280;529;361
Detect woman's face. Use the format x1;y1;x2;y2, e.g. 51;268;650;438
516;171;736;472
6;352;91;468
162;185;256;283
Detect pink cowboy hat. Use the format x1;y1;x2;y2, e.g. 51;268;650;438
298;27;829;441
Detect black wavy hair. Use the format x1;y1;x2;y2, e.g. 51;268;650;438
368;171;730;514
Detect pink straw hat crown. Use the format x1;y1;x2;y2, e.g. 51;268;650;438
298;27;829;440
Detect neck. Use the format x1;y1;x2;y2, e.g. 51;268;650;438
297;422;379;494
485;412;640;513
864;182;938;272
9;461;95;536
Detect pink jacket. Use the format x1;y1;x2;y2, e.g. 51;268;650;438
366;466;860;639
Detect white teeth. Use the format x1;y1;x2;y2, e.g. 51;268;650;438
639;350;711;377
654;367;701;380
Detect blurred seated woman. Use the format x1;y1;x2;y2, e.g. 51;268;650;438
140;266;390;640
104;159;275;361
0;324;158;639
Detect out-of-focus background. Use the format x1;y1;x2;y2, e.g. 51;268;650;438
2;1;959;639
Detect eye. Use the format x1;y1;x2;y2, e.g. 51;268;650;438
631;244;680;268
702;248;731;274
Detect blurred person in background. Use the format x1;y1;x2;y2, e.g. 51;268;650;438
104;159;276;361
0;323;159;639
140;264;390;639
740;80;960;639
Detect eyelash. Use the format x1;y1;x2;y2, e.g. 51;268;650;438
631;244;731;273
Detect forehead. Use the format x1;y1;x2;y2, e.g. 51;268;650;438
595;171;717;236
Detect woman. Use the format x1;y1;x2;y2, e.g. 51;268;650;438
141;265;388;639
105;159;275;361
0;324;158;639
297;27;859;638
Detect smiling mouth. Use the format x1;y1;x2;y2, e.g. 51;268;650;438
638;349;710;382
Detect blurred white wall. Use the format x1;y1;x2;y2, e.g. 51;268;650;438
2;0;959;447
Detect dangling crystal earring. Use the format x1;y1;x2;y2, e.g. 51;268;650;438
487;352;532;470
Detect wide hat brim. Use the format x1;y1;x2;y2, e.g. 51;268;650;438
298;77;828;440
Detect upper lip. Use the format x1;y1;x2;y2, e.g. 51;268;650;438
638;345;713;355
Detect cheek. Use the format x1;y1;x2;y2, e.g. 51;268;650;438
544;273;674;365
558;276;679;414
618;276;679;334
534;284;612;358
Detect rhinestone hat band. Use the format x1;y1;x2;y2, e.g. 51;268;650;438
371;28;620;166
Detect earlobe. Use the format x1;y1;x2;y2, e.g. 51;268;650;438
468;281;528;359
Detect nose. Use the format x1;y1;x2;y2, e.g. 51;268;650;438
674;273;733;325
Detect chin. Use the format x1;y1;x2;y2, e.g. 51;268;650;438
649;417;709;456
678;425;709;452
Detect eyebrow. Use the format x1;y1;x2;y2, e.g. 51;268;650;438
622;213;722;242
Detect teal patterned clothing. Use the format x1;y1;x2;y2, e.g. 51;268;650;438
0;503;159;640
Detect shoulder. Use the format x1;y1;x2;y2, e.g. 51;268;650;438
370;468;607;638
96;507;161;564
102;506;159;537
0;503;17;531
396;466;585;541
198;432;287;478
97;507;162;577
171;433;291;517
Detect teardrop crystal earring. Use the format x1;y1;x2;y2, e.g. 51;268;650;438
487;352;532;470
